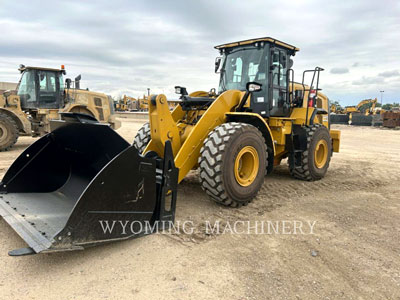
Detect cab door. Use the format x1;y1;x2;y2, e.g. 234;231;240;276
37;70;63;109
269;48;290;117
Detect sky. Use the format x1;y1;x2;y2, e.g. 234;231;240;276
0;0;399;106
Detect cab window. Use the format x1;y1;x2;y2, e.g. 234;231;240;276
39;71;56;92
17;70;36;103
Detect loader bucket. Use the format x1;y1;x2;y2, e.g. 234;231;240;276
0;114;178;256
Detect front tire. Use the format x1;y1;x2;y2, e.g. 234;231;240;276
0;113;19;152
199;122;267;207
133;122;151;154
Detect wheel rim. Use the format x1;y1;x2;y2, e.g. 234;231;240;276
0;123;6;143
314;139;328;168
234;146;259;186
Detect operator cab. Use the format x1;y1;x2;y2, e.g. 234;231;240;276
17;65;66;110
215;37;299;118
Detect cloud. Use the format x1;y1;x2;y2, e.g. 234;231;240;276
378;70;399;77
330;67;349;74
0;0;399;105
352;76;385;86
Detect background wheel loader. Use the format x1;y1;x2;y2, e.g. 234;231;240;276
0;65;120;151
0;37;340;255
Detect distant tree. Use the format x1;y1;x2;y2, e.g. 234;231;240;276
331;100;343;110
382;103;392;110
382;102;400;110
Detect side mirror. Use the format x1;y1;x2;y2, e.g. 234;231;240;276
246;82;262;92
289;59;294;69
3;90;11;98
215;57;222;73
66;78;72;89
174;86;188;96
270;64;276;71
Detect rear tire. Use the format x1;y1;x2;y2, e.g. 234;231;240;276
199;122;267;207
0;113;19;152
289;124;331;181
133;122;151;154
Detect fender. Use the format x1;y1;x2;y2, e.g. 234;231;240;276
63;104;97;118
0;108;31;134
225;112;275;155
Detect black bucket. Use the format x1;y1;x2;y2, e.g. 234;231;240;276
0;115;178;256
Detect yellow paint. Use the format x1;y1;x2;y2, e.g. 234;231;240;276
215;37;299;52
146;94;181;157
330;130;341;153
314;139;328;168
225;112;276;154
234;146;259;186
174;90;243;182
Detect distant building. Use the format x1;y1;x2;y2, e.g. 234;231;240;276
0;82;17;94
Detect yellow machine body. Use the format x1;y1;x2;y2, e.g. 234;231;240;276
145;85;340;183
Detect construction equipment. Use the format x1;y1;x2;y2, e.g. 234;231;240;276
115;95;140;111
343;98;378;115
0;37;340;255
331;98;379;125
137;94;150;111
330;103;344;114
0;65;120;151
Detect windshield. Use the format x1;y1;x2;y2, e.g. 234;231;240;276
218;46;267;93
17;70;36;103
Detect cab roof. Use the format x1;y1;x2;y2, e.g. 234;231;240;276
214;37;300;52
18;65;65;74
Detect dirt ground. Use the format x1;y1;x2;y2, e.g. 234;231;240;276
0;118;399;300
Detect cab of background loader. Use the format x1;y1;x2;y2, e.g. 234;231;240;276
215;38;300;118
16;65;66;110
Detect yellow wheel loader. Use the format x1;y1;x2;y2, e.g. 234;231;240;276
0;37;340;255
134;37;340;207
0;65;120;151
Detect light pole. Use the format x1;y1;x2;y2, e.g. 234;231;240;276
380;90;384;106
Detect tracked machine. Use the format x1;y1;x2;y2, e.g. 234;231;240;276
0;37;340;255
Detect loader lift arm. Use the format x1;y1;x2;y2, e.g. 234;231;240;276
145;90;248;183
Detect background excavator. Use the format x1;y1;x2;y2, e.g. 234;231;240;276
331;98;380;125
0;37;340;256
344;98;378;115
0;65;120;151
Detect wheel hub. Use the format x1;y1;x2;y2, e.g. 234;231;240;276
234;146;259;186
314;140;328;168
